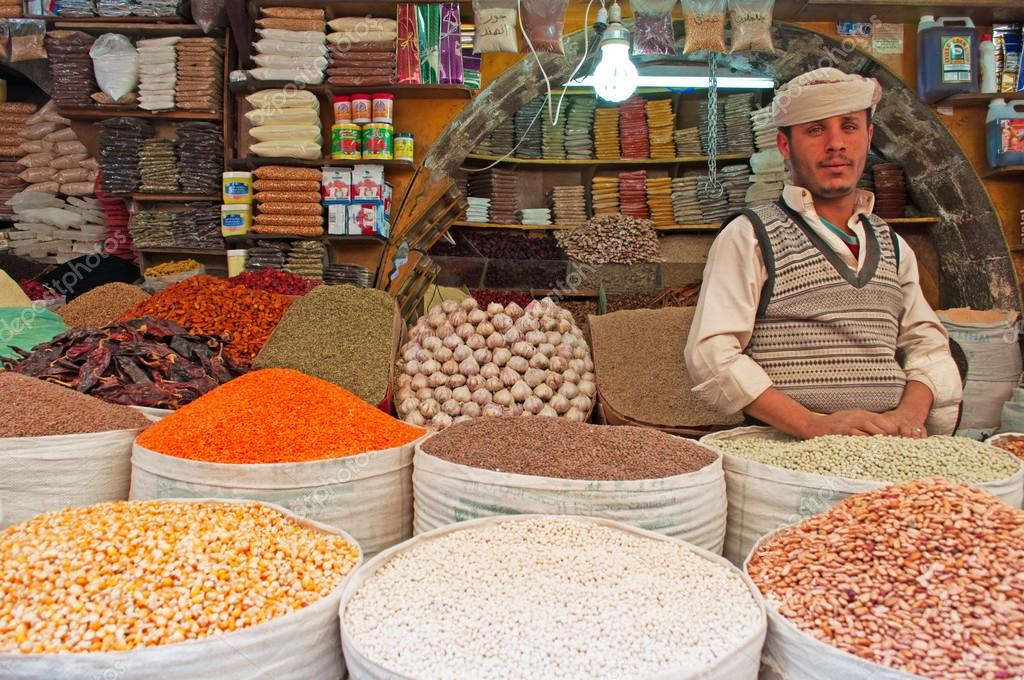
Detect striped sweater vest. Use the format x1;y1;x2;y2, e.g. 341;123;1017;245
741;201;906;414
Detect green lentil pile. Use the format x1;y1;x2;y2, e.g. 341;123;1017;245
714;434;1021;484
253;285;396;404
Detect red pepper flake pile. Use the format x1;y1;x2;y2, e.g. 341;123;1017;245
228;268;322;296
18;279;56;301
136;368;425;464
118;275;292;364
469;289;533;308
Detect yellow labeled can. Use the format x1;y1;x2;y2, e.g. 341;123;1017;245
361;123;393;160
332;124;361;160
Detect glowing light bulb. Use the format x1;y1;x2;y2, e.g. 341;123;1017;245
592;40;638;102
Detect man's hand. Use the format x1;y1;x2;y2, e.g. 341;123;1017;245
879;408;928;439
802;410;904;438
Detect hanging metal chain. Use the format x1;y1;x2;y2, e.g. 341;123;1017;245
702;51;724;199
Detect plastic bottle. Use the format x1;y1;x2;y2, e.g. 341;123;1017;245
917;16;979;103
986;98;1024;168
980;33;997;94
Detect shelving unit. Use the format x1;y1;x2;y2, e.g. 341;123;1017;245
111;193;221;202
983;166;1024;180
452;217;941;233
229;79;474;100
227;157;414;170
463;153;752;167
224;233;387;244
136;246;225;254
58;108;222;121
935;92;1024;107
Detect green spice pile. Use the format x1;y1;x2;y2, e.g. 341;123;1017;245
56;283;150;328
253;285;396;404
714;434;1021;484
0;372;150;437
421;417;716;480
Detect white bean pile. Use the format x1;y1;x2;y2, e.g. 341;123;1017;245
343;518;762;679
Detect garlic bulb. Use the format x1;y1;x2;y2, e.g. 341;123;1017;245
396;386;414;403
507;356;529;373
491;313;513;332
501;367;519;387
492;347;512;366
578;379;596;398
421;359;441;376
411;373;428;390
570;395;592;413
416;387;434;401
563;369;580;385
439;323;455;339
459;357;480;376
584;358;594;373
555;345;574;361
515;315;539;333
453;345;473;362
416;348;432;363
523;395;544;414
525;330;546;346
461;401;481;418
466;334;486;350
544;331;562;346
503;327;524;345
398;397;418;416
537;343;556;358
484;376;503;394
472;389;492;405
441;299;459;314
453;415;473;424
419;399;440;418
529;353;549;370
468;309;487;325
505;301;524;319
453;386;472;403
431;413;454;430
434;386;453;403
486;302;505;316
549;394;570;414
561;334;578;348
572;346;587;359
568;359;585;375
482;404;504;417
538;405;558;417
480;363;500;380
402;346;420;362
442;399;461;417
403;359;421;376
460;297;477;311
477;321;495;338
558;382;579;400
427;312;446;329
450;310;468;327
565;407;586;423
397;373;413;389
582;372;596;383
510;381;532;402
456;323;475;340
506;404;525;417
442;359;460;376
524;368;546;388
548;356;568;374
443;334;462;350
512;342;536;359
540;316;558;332
533;384;554;401
422;336;443;352
486;332;505;349
544;371;563;390
449;374;467;388
466;375;486;392
473;348;491;365
429;372;449;388
556;319;573;334
406;411;426;427
435;346;453;363
493;389;514;407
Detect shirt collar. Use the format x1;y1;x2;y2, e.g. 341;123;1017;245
781;184;876;227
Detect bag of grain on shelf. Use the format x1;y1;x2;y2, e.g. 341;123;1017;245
702;425;1024;565
413;418;728;553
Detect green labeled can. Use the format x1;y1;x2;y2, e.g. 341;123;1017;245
362;123;394;160
332;123;361;160
394;133;414;162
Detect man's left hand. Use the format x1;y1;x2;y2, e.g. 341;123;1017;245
882;409;928;439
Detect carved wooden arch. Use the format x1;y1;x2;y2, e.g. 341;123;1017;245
423;22;1019;310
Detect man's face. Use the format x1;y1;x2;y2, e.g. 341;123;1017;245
777;110;873;199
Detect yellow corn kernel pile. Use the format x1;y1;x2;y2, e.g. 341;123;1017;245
144;259;202;277
0;501;359;654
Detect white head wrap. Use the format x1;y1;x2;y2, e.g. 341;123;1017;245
772;67;883;127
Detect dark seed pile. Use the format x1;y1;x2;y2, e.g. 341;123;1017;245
421;417;717;480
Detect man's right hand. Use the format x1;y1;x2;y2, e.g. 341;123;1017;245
799;410;901;438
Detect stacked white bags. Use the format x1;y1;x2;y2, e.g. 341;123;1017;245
245;89;322;160
6;193;106;264
250;7;327;84
137;36;178;112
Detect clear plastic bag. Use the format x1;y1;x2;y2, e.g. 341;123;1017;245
9;19;46;62
89;33;139;101
0;21;11;62
191;0;227;34
681;0;727;54
473;0;518;53
630;0;678;55
519;0;569;54
728;0;775;52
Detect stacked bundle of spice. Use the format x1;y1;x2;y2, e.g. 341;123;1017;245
253;165;324;236
245;89;322;161
95;183;133;260
541;101;567;159
514;97;544;159
170;203;222;248
175;123;223;194
17;103;97;196
0;102;37;159
244;240;288;271
467;168;517;225
45;31;98;108
618;170;650;219
720;93;755;153
138;137;178;193
549;185;586;227
128;208;173;247
137;37;179;112
118;275;293;364
747;106;785;206
564;97;596;159
0;0;19;16
618;96;649;159
251;6;327;84
591;175;619;216
6;193;106;264
645;175;674;227
593;107;619;160
98;117;151;194
283;239;325;279
174;37;223;113
673;127;702;156
327;17;396;86
646;99;675;159
0;162;25;219
671;175;703;224
698;98;729;155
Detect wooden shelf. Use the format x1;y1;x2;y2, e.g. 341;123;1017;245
1010;246;1024;253
774;0;1024;22
135;246;225;255
886;217;941;226
225;233;386;244
935;92;1024;107
26;14;185;23
228;157;414;170
983;166;1024;180
246;0;473;21
229;79;474;99
111;193;221;202
452;220;722;232
57;108;221;121
463;153;752;167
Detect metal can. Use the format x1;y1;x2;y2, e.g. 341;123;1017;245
331;123;362;160
361;123;394;160
371;93;394;123
332;96;352;124
350;93;372;124
394;133;414;162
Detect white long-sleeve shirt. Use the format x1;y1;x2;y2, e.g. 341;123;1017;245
684;185;963;434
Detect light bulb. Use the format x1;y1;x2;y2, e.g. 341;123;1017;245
592;41;638;102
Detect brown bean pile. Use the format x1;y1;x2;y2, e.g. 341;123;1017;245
748;478;1024;679
990;435;1024;460
589;307;742;428
57;283;150;329
555;215;662;265
420;417;716;480
0;372;150;437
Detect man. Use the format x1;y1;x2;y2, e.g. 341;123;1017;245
684;68;962;438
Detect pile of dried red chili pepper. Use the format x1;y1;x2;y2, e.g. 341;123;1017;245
228;269;321;296
117;275;293;364
3;317;246;409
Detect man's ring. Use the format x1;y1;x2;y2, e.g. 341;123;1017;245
913;428;922;433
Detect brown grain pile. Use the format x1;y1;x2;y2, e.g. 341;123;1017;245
0;372;150;437
589;306;742;428
57;283;150;329
420;417;716;480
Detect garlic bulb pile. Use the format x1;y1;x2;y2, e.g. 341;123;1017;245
395;297;596;429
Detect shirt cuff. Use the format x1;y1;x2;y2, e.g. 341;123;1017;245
904;355;963;408
691;355;774;415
